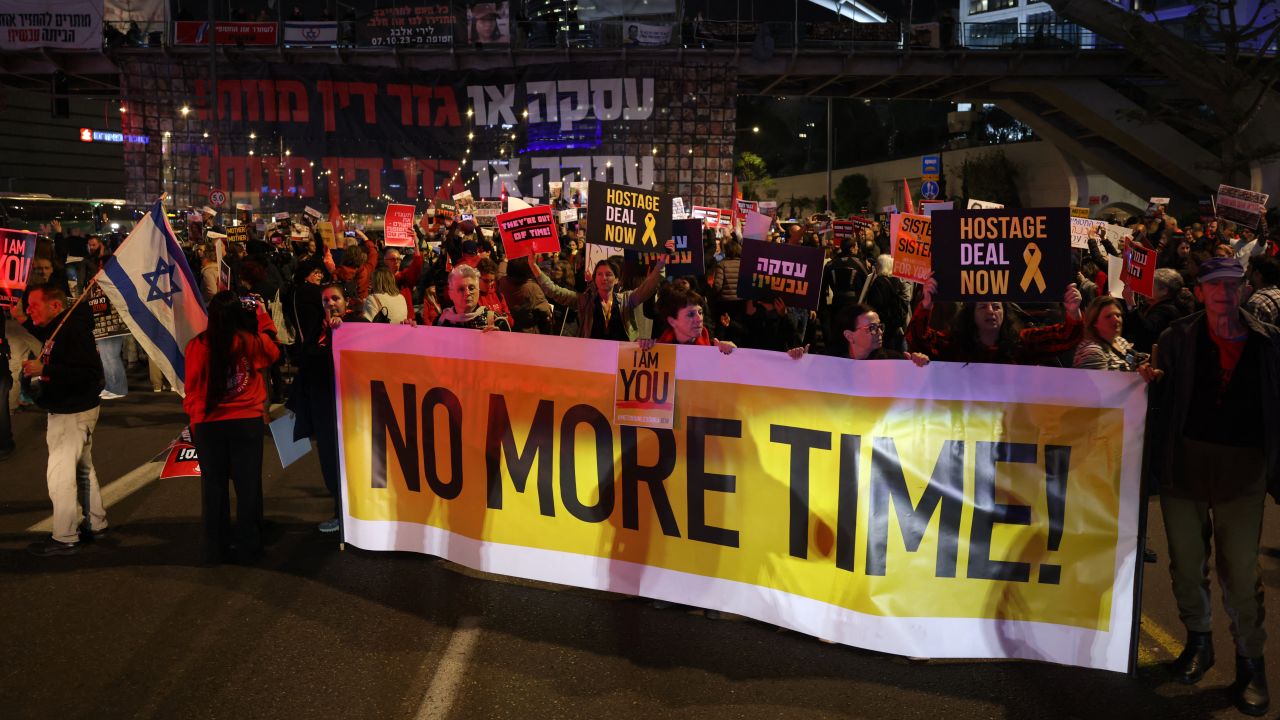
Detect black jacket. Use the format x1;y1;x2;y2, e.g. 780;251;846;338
23;301;104;414
1145;309;1280;501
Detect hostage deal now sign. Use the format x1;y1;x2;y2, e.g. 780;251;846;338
587;180;671;251
931;208;1071;303
334;326;1147;671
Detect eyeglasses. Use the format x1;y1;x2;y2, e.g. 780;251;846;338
858;322;884;334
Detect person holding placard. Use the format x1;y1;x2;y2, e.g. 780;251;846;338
1139;256;1280;716
531;240;672;341
907;271;1082;365
638;286;734;355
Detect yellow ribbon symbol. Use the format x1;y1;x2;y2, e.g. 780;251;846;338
1021;243;1046;293
641;212;657;247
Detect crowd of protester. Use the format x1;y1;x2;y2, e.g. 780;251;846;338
4;196;1280;713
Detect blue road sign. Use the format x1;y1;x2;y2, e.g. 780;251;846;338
922;155;941;178
921;180;940;200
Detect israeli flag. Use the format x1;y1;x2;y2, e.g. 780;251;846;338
96;201;208;397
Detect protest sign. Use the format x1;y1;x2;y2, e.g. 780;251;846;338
1070;215;1106;250
453;190;476;214
966;199;1004;210
304;206;323;219
758;201;778;219
1107;255;1125;297
833;220;855;245
87;284;128;340
889;214;932;285
334;325;1147;672
691;206;722;228
1217;184;1269;229
0;0;102;49
496;206;559;259
160;428;201;480
850;215;876;232
358;4;454;46
269;412;313;469
465;1;509;45
1149;197;1170;206
931;208;1071;303
743;211;772;241
587;181;671;251
738;239;823;310
558;209;579;225
435;201;457;224
226;225;249;243
1122;243;1156;298
630;218;704;278
922;201;953;216
672;197;687;219
315;221;335;249
473;200;503;227
383;204;417;247
614;342;676;427
173;20;278;45
1069;207;1091;219
0;228;36;312
735;199;759;219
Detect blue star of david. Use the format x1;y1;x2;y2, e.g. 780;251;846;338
142;256;182;307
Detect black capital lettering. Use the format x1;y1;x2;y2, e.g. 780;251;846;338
769;424;832;560
421;387;463;500
967;441;1036;582
621;426;680;537
866;438;964;577
687;416;740;548
370;380;419;491
559;404;615;523
484;394;556;516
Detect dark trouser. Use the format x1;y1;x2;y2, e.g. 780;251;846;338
0;356;12;451
314;413;341;518
193;417;265;560
1161;440;1267;657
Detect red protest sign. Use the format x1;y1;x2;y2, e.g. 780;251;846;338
1122;243;1156;298
833;220;855;243
496;206;560;259
691;206;722;227
160;428;201;479
0;228;36;312
383;204;417;247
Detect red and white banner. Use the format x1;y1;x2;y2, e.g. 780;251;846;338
173;20;279;46
383;204;417;248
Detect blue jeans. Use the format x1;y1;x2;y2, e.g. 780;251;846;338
96;336;127;397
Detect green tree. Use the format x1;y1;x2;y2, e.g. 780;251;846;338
735;151;774;200
961;150;1022;208
833;173;871;215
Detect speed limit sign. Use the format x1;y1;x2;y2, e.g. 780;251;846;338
208;189;227;208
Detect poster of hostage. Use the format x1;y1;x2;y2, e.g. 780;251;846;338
587;181;671;252
0;228;36;312
930;208;1071;303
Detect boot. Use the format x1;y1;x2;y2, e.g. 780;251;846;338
1170;631;1214;684
1233;655;1269;716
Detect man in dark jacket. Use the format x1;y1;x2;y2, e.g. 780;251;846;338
15;283;106;556
1141;256;1280;716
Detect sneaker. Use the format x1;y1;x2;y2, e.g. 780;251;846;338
99;390;125;400
318;517;341;533
27;538;78;556
152;387;163;393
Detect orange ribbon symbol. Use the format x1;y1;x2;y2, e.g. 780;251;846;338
1021;243;1046;293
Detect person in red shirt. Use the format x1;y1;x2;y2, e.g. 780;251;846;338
476;258;511;328
183;291;280;565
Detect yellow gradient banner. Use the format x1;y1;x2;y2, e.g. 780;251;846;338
334;325;1147;671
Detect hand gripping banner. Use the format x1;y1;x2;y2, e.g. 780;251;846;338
334;327;1147;672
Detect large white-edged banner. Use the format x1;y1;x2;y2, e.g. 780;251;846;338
334;326;1146;672
0;0;103;49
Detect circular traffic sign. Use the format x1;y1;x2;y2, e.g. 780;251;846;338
208;189;227;208
921;180;940;200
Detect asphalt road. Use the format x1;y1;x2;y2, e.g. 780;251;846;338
2;372;1279;720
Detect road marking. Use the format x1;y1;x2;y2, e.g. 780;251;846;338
25;460;163;534
415;616;482;720
1140;612;1182;659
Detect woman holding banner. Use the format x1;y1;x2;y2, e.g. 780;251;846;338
531;242;672;341
638;286;735;354
835;303;929;365
183;292;280;564
907;271;1083;365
